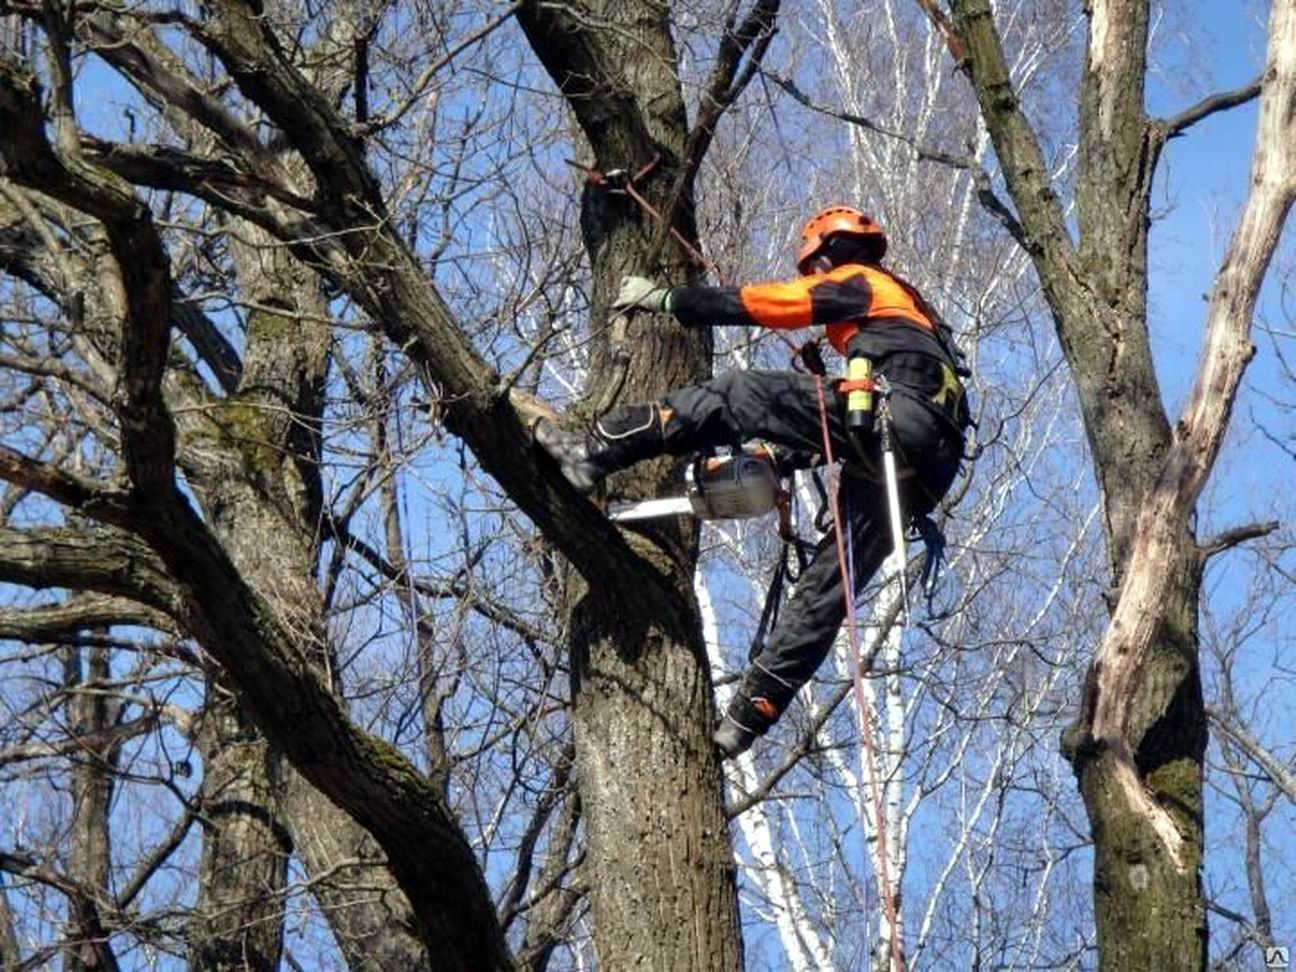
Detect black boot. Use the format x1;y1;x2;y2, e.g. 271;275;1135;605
534;403;665;491
713;665;797;759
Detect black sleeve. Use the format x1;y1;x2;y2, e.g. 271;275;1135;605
670;286;755;327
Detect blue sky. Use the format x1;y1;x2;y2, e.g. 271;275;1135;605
2;2;1293;967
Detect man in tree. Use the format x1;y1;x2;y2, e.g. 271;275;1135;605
537;206;970;756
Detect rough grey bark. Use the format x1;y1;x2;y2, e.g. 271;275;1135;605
187;697;289;972
0;41;506;969
513;2;775;965
0;0;769;966
280;770;430;971
186;229;431;970
943;0;1296;967
64;644;121;972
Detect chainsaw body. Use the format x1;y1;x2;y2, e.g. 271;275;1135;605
686;449;780;520
609;446;781;523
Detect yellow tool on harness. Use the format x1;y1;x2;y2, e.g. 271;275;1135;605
844;352;875;429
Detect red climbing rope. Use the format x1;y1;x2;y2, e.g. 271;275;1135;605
812;373;905;972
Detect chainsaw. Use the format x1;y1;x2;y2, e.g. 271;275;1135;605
609;445;784;523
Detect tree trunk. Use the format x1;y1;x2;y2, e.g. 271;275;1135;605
516;2;752;965
948;0;1295;966
567;595;740;969
191;228;432;970
188;696;289;972
1067;547;1207;968
65;644;120;972
280;770;429;971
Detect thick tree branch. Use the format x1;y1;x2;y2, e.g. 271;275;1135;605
949;0;1076;267
1198;520;1280;563
0;525;181;615
171;297;244;395
0;595;174;641
0;53;177;496
79;11;269;164
1161;76;1263;140
1087;0;1296;867
84;137;314;214
193;0;383;223
173;2;697;601
0;441;518;966
56;2;692;611
0;445;130;517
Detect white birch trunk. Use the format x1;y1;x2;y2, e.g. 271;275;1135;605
696;571;833;970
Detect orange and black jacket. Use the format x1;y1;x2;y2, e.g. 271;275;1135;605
671;263;952;365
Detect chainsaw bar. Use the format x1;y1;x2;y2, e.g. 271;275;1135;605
609;496;694;521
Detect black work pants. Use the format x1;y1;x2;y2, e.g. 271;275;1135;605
660;368;963;694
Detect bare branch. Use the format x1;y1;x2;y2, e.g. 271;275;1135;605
497;741;576;927
0;850;121;972
117;808;199;910
912;0;968;65
0;595;174;640
1198;520;1280;563
325;514;549;644
1209;710;1296;805
646;0;782;267
0;715;160;769
1161;76;1264;140
765;71;1028;247
0;53;178;496
358;1;526;135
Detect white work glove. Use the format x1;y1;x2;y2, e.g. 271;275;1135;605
612;275;674;314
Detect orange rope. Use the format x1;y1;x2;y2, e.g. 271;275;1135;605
812;373;904;972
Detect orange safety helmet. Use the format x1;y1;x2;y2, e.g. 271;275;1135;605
796;206;887;274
